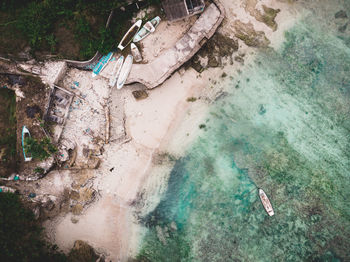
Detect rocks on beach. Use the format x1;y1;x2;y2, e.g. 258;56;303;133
335;10;348;19
132;90;149;100
191;33;239;71
68;240;102;262
244;0;280;31
233;20;270;47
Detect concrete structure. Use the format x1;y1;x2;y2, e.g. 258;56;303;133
162;0;205;21
126;2;225;89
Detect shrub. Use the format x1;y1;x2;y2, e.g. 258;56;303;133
34;166;45;175
24;137;57;161
186;97;197;102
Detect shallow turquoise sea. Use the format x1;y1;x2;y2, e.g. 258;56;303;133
137;2;350;261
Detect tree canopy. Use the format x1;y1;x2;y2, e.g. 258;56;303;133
0;192;67;262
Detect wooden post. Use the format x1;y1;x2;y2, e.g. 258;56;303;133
105;106;110;144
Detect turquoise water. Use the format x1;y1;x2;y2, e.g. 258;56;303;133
136;3;350;262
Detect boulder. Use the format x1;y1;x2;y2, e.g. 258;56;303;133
244;0;280;31
132;90;149;100
335;10;348;19
208;56;220;68
68;240;100;262
233;20;270;47
338;23;348;33
71;204;83;215
190;57;204;72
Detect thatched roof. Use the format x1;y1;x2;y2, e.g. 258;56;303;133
162;0;189;21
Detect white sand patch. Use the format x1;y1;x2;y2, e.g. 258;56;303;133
40;61;66;85
124;69;203;149
140;17;197;63
48;196;141;261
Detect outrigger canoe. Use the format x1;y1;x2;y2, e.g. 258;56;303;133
109;55;124;87
133;16;161;43
92;52;113;78
259;189;274;216
117;55;133;90
130;43;142;63
22;126;32;162
118;20;142;51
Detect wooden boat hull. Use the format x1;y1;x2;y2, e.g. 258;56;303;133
22;126;32;162
144;21;155;33
92;52;113;77
117;55;133;90
131;43;142;63
133;16;161;43
259;189;274;216
109;56;124;87
118;20;142;51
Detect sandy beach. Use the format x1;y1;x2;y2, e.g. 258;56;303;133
44;66;215;260
42;0;302;261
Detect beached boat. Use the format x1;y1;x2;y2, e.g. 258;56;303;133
117;55;133;89
109;55;124;87
22;126;32;162
92;52;113;78
133;16;161;43
131;43;142;63
118;20;142;51
144;21;155;33
259;189;274;216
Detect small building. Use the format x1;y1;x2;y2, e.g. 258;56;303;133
162;0;205;22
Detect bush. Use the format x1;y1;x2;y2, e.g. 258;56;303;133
24;137;57;161
16;2;55;48
34;166;45;175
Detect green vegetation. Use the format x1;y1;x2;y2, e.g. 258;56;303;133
0;0;161;59
0;89;16;165
34;166;45;175
24;137;57;161
0;192;67;262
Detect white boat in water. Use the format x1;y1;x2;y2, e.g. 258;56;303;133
259;189;274;216
130;43;142;63
117;55;133;90
133;16;161;43
109;56;124;87
118;20;142;51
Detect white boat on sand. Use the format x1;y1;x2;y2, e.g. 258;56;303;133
118;20;142;51
92;52;113;78
109;56;124;87
259;189;274;216
131;43;142;63
144;21;155;33
133;16;161;43
117;55;133;89
22;126;32;162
